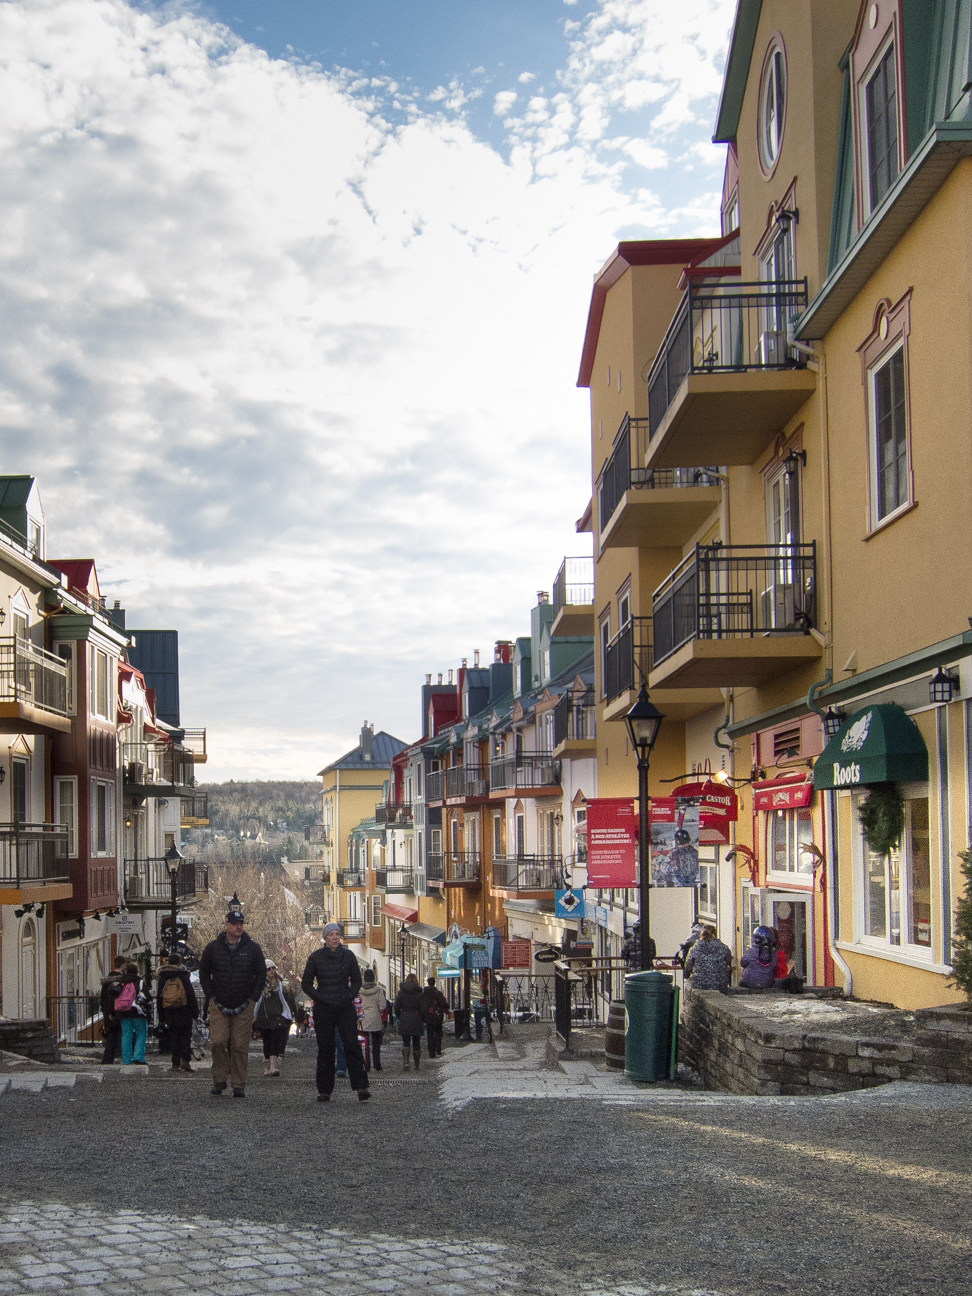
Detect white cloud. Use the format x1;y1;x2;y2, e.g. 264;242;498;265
0;0;729;778
518;71;536;83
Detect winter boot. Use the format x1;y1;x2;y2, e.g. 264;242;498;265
273;1055;282;1076
264;1059;274;1076
402;1047;411;1072
180;1059;193;1073
412;1048;421;1071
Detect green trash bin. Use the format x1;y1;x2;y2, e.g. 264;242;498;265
624;970;674;1083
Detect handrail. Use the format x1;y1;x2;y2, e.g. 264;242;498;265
0;637;69;716
552;556;594;616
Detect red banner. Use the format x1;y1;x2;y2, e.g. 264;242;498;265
753;776;813;813
586;798;637;886
671;780;738;845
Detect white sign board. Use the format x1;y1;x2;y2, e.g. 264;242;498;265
109;913;144;938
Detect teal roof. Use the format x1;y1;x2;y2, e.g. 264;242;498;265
0;476;34;508
712;0;763;144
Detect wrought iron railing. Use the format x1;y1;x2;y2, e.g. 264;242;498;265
493;974;555;1023
552;556;594;617
652;542;817;666
646;279;809;439
0;516;37;557
121;742;195;789
122;857;200;907
444;850;481;883
0;823;69;885
492;855;562;891
180;728;207;761
426;852;445;882
445;765;488;799
48;995;103;1047
598;415;720;529
604;616;652;702
489;753;560;792
374;801;413;826
374;868;415;893
341;920;368;940
180;792;209;824
553;690;596;747
0;637;68;716
336;870;366;887
425;771;445;803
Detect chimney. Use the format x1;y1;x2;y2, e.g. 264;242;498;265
474;649;480;667
425;674;432;685
537;590;549;604
438;673;443;684
461;657;468;669
448;669;454;685
360;722;374;762
494;640;513;664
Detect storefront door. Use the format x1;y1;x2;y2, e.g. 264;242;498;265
769;896;810;981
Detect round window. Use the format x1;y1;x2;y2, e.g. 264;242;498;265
758;39;787;174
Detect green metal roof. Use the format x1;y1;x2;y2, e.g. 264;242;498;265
712;0;763;144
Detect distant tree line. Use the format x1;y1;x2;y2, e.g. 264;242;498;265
196;779;321;840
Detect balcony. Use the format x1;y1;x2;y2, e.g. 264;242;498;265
425;771;445;804
0;823;72;903
445;765;489;802
492;855;562;893
0;638;70;735
341;919;368;942
551;556;594;637
426;852;445;883
489;753;560;796
644;280;816;470
649;543;822;688
336;870;366;888
375;801;413;826
443;851;481;887
553;689;596;757
122;856;202;909
180;728;207;763
597;416;721;548
374;868;415;893
604;617;652;705
180;792;209;827
122;741;195;797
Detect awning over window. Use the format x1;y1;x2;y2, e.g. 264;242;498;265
407;922;447;945
812;703;928;790
382;902;419;922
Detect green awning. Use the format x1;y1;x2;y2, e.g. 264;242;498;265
813;703;928;790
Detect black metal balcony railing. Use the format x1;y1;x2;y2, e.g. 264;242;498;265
492;855;562;891
646;279;809;439
180;728;207;762
0;515;40;559
123;857;200;907
425;771;445;803
121;742;195;789
0;637;69;716
445;765;488;800
552;556;594;617
48;995;103;1047
341;919;368;941
444;851;481;883
375;868;415;893
553;690;596;747
598;415;720;530
489;754;560;792
336;870;366;888
375;801;413;826
0;823;69;886
652;542;817;667
426;852;445;882
604;617;652;702
180;792;209;823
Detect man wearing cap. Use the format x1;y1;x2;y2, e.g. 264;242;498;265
301;922;370;1103
200;907;267;1098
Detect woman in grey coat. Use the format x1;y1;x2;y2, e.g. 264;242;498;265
358;968;388;1071
684;926;733;992
394;973;425;1072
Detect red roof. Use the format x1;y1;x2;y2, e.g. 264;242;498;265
47;558;100;598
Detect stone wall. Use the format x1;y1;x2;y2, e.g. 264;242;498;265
679;990;972;1096
0;1019;61;1064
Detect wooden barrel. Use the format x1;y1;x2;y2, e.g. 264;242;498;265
605;1000;626;1070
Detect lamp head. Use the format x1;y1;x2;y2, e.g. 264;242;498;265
624;685;665;757
163;841;184;877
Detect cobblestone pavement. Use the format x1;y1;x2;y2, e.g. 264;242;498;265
0;1029;970;1296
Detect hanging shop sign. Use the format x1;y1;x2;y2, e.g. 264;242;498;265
501;939;532;969
555;887;585;919
534;946;561;963
671;779;738;844
753;775;813;813
649;797;700;887
586;797;637;887
812;703;928;791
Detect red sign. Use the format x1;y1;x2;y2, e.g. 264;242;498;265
586;798;637;886
671;780;738;845
501;940;532;969
753;776;813;813
649;797;676;823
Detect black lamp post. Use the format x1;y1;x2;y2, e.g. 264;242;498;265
624;685;665;971
164;843;184;955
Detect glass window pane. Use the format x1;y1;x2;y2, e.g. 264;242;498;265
908;799;932;946
866;44;899;209
874;347;907;520
865;848;887;937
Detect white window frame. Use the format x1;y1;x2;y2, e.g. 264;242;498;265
852;785;934;963
697;846;719;921
867;341;911;529
765;806;814;884
88;645;113;721
859;33;900;218
55;641;76;715
757;37;787;176
371;894;382;927
55;776;78;858
90;778;114;856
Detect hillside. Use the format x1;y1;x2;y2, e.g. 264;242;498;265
197;779;321;839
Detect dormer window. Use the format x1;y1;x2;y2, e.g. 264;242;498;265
864;42;899;209
851;4;904;222
758;38;787;175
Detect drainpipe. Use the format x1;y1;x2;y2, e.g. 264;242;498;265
805;668;851;993
788;330;833;670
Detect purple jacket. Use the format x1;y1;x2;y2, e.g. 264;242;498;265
739;944;776;988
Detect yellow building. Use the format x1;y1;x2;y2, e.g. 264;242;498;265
577;0;972;1007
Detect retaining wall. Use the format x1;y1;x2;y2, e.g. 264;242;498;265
0;1019;61;1064
679;991;972;1096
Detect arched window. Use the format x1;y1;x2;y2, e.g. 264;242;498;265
758;39;787;174
20;919;36;1018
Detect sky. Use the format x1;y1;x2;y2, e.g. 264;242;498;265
0;0;735;780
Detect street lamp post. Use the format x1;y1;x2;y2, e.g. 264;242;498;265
163;843;184;956
624;685;665;972
398;921;408;994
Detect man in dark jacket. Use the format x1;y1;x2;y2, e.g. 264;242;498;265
99;955;127;1065
156;953;199;1073
199;907;266;1097
421;976;450;1059
301;922;370;1103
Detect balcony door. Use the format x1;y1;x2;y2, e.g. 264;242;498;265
20;918;36;1018
11;758;28;824
765;460;803;628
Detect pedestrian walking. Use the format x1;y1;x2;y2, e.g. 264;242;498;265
301;922;371;1103
395;973;425;1071
358;969;387;1071
253;959;297;1076
99;955;127;1065
114;962;148;1065
156;953;199;1071
684;925;733;993
199;904;267;1098
422;976;449;1058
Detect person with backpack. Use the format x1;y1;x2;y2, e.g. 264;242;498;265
115;962;149;1065
252;959;297;1076
99;955;128;1065
739;925;778;989
156;953;199;1072
421;975;450;1059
